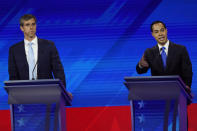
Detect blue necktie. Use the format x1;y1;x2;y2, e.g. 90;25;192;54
28;42;36;80
161;47;167;69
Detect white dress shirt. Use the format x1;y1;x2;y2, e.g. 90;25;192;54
24;36;38;79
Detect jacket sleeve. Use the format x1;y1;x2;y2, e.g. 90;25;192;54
180;46;193;87
50;42;66;87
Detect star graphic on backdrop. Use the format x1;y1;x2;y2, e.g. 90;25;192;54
138;100;144;109
17;105;24;112
141;128;144;131
17;118;25;127
138;114;145;123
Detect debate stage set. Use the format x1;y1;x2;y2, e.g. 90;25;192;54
1;0;197;130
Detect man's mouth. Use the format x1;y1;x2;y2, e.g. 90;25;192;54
159;37;165;41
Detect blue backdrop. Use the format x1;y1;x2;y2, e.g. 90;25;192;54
0;0;197;109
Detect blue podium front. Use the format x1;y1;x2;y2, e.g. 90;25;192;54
124;76;192;131
4;79;71;131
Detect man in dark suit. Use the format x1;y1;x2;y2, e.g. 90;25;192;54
136;21;193;92
8;14;66;87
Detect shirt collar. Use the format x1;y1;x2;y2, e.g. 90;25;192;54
24;36;38;45
157;40;169;51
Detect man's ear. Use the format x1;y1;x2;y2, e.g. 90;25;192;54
20;26;24;32
151;32;154;37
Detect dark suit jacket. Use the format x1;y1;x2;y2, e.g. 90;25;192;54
136;41;193;87
8;38;66;87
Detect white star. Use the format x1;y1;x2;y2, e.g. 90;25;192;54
138;100;144;109
17;118;25;127
138;114;145;123
17;105;24;112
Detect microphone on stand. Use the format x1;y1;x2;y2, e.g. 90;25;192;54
32;61;38;80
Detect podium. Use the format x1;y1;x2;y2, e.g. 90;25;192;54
124;76;192;131
4;79;72;131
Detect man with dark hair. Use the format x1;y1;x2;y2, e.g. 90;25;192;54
8;14;66;87
136;20;193;92
20;14;37;26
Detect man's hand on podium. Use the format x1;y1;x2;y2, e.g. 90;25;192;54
67;92;73;100
185;85;191;94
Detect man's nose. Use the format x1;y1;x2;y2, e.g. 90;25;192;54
158;31;162;35
30;24;35;28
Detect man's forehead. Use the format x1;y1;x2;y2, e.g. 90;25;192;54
24;19;36;24
152;24;165;30
153;23;164;28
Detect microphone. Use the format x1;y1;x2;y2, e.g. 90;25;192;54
32;61;38;80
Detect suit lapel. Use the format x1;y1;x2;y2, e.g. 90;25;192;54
37;39;44;78
153;45;164;71
18;41;29;77
166;42;173;71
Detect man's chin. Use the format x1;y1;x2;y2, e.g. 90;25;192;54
158;40;167;45
158;42;165;45
29;35;36;38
